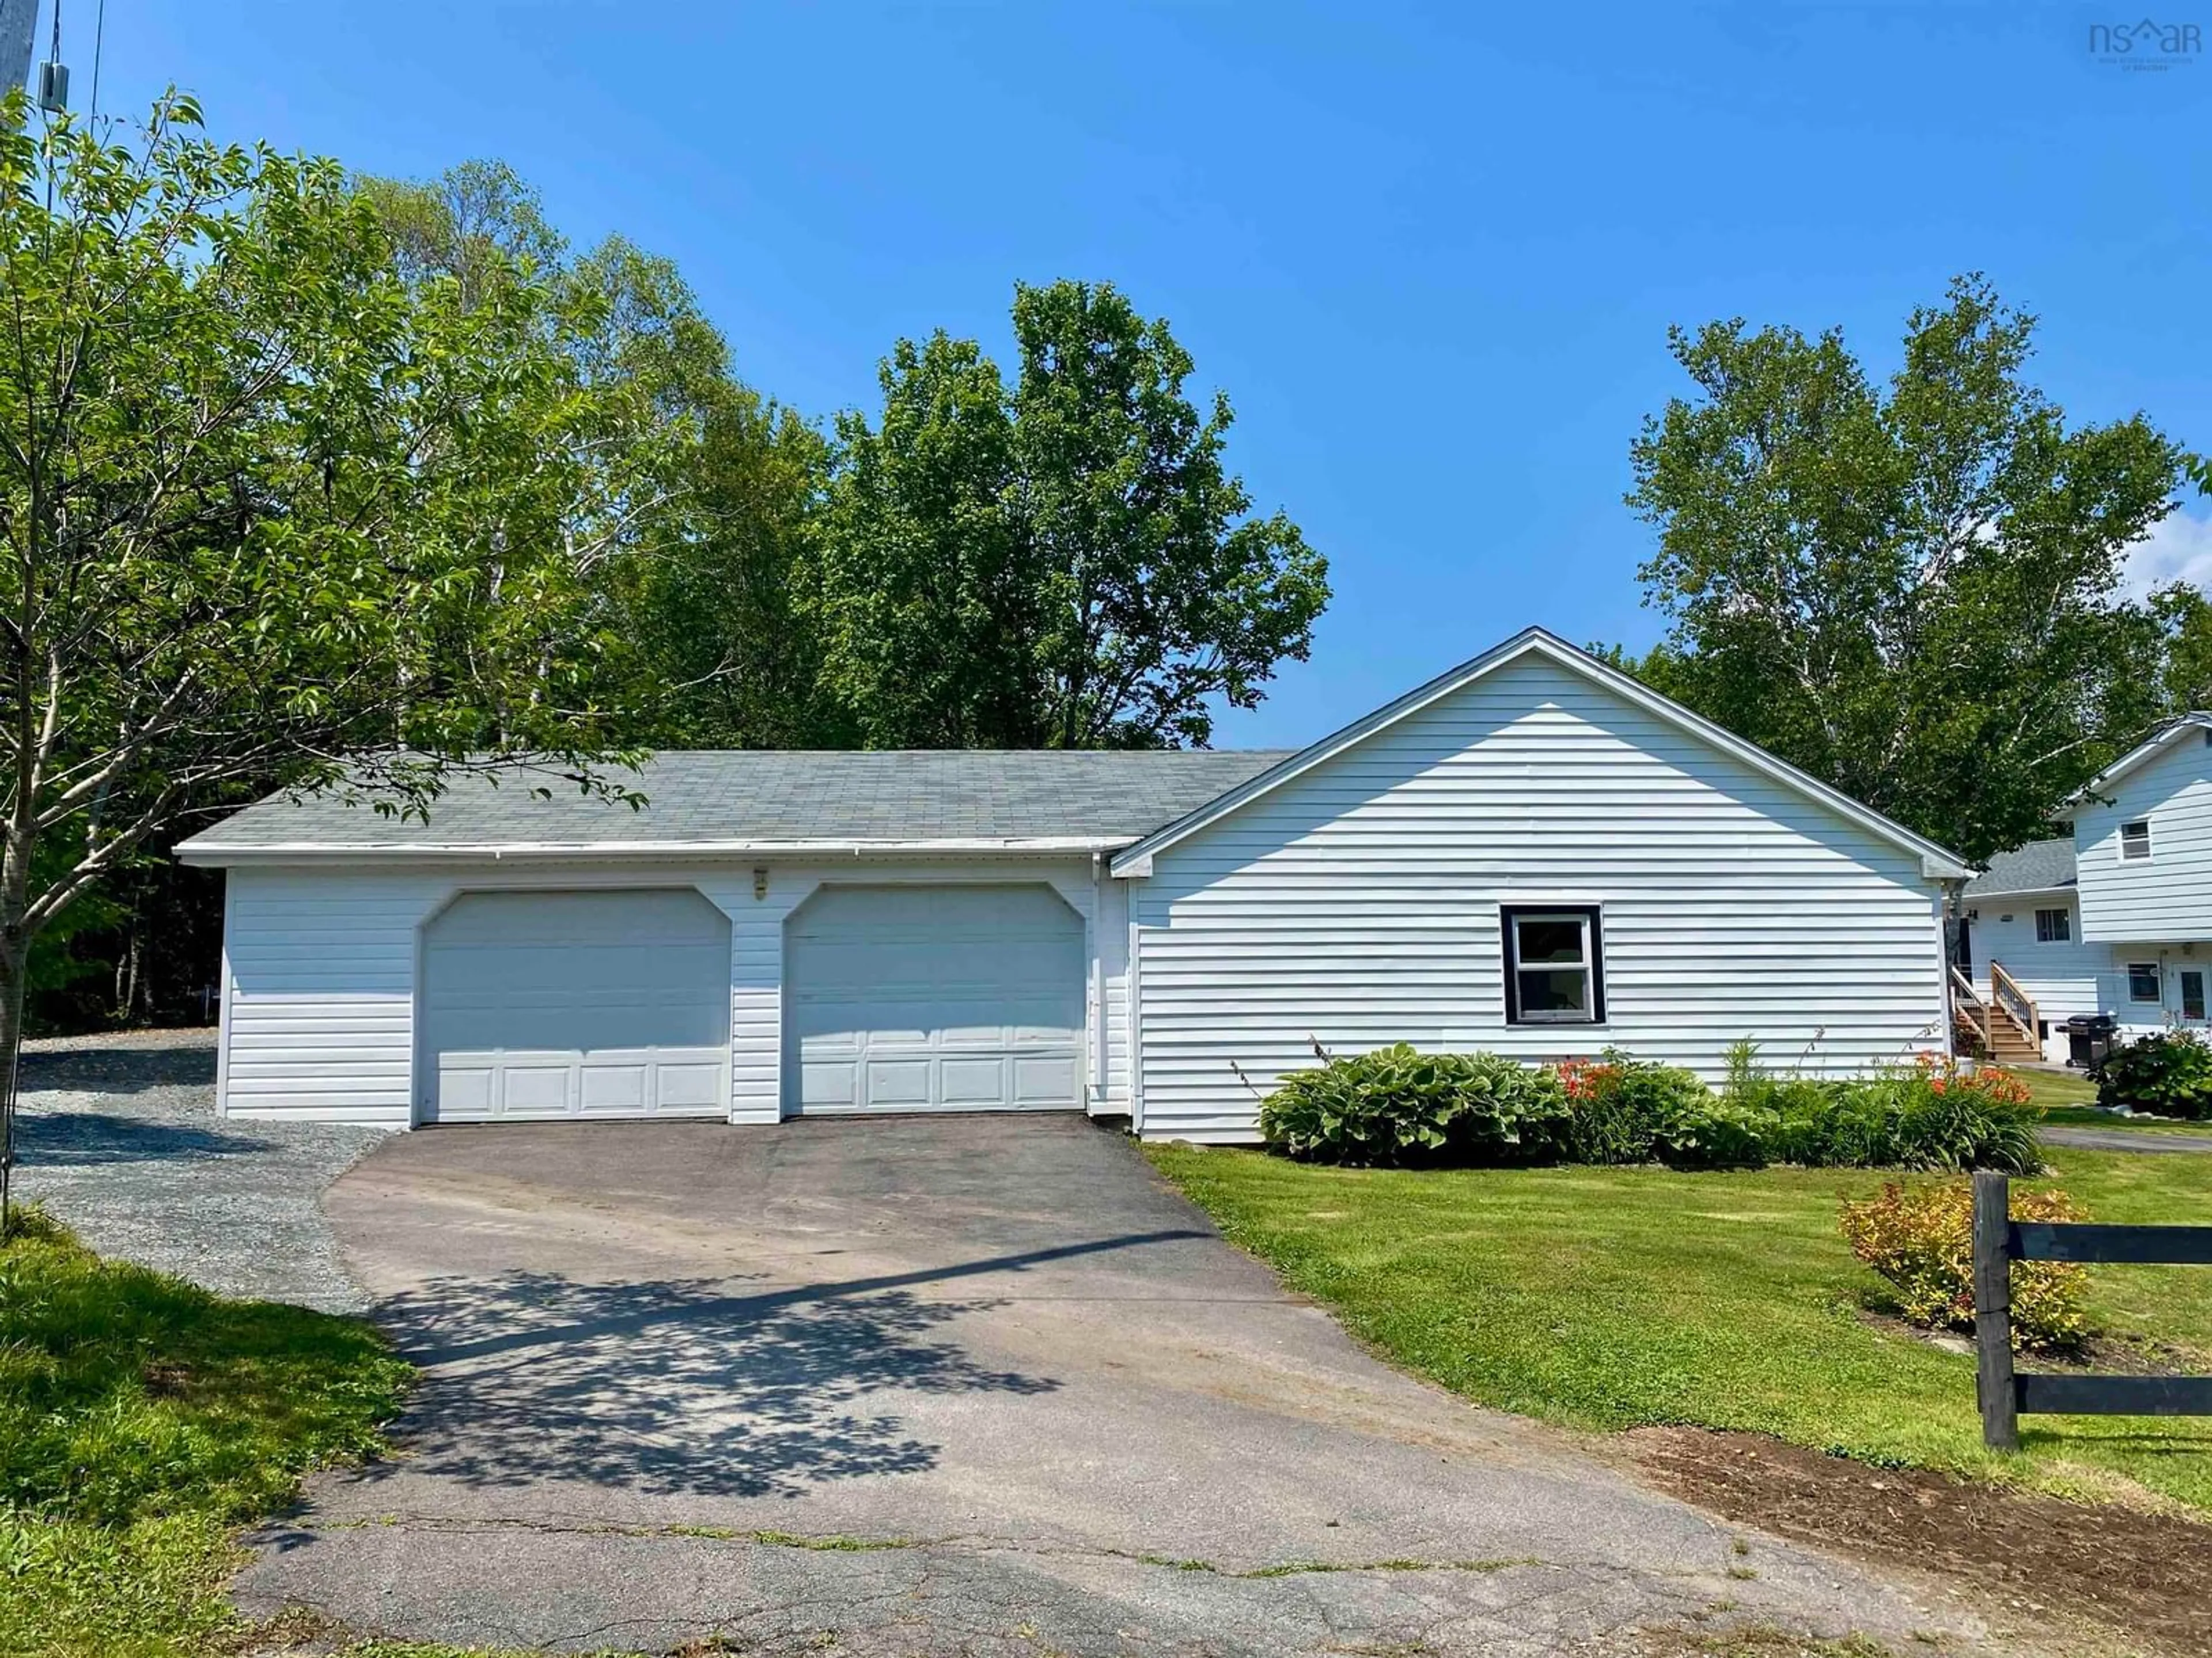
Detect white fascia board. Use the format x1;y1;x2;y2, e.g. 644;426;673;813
177;835;1138;869
1109;626;1976;883
2071;713;2212;801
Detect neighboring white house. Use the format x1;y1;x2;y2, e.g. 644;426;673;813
176;627;1974;1142
1961;712;2212;1062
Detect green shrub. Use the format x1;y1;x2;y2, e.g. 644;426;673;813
2096;1029;2212;1119
1725;1047;2042;1174
1892;1074;2044;1172
1838;1180;2090;1351
1656;1095;1772;1169
1261;1044;2042;1174
1257;1044;1571;1167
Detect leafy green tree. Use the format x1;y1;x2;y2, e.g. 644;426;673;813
357;164;832;748
0;99;632;1222
812;280;1328;748
1624;275;2183;860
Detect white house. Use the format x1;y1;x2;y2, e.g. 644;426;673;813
177;627;1974;1142
1963;712;2212;1062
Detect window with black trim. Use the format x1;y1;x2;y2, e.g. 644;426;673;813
2033;907;2071;943
2122;819;2153;861
2127;962;2161;1003
1502;905;1604;1024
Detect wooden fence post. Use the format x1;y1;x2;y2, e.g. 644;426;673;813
1972;1169;2018;1451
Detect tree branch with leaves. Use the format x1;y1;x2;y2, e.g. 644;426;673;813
0;98;641;1229
1622;275;2184;862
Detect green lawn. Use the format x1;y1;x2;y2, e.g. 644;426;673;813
2013;1068;2099;1109
1146;1144;2212;1514
0;1210;415;1657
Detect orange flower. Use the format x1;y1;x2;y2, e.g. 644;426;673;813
1553;1058;1617;1101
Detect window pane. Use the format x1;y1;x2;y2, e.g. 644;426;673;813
1514;918;1585;966
2186;971;2206;1021
1517;968;1589;1015
2122;821;2152;860
2128;964;2161;1002
2035;909;2070;942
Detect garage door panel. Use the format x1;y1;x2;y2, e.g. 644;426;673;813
787;884;1084;1115
865;1058;934;1107
655;1063;724;1111
501;1062;574;1115
800;1061;857;1107
1013;1055;1080;1106
578;1063;647;1111
422;890;732;1123
939;1057;1006;1105
437;1065;495;1119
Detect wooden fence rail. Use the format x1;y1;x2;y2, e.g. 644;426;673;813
1972;1169;2212;1449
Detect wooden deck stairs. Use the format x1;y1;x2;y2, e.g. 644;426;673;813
1951;963;2042;1065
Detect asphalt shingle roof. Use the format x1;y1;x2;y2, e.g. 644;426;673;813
184;749;1297;852
1963;836;2077;899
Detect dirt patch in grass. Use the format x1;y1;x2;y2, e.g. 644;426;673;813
1629;1427;2212;1657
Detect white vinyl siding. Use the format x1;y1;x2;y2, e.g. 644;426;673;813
1129;653;1947;1142
2077;735;2212;941
1973;899;2212;1055
217;857;1126;1127
222;869;434;1125
1969;894;2104;1059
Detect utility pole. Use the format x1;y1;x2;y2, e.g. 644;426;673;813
0;0;35;97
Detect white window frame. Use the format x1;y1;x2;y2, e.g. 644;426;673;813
2033;907;2071;944
2127;962;2162;1004
2120;819;2153;861
1502;906;1604;1025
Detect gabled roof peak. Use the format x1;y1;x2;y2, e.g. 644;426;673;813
1111;626;1973;881
2077;712;2212;801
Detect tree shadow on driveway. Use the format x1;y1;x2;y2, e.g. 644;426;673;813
343;1229;1202;1504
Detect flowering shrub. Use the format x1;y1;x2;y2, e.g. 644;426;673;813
1557;1050;1768;1168
1728;1047;2042;1174
1915;1051;2032;1107
2095;1030;2212;1120
1555;1058;1617;1101
1839;1180;2090;1351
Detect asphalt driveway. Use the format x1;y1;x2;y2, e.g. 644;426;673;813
237;1115;1980;1656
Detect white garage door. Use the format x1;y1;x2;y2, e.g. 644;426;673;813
785;884;1085;1114
422;889;731;1123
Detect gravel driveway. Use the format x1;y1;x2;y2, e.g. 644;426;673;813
10;1027;388;1312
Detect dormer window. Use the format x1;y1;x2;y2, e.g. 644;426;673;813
2121;820;2153;861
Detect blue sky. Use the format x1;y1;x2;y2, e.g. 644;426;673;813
65;1;2212;748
